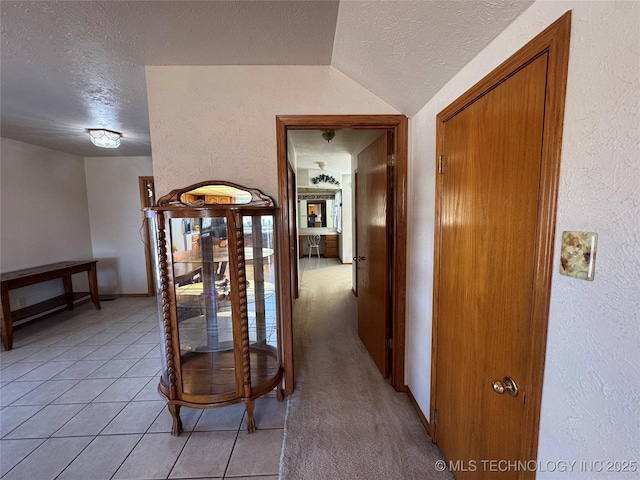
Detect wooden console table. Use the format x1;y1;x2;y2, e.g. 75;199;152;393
1;260;101;350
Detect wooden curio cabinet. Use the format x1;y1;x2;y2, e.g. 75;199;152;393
146;181;283;435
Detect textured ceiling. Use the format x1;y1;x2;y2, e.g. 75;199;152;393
333;0;534;117
289;129;386;174
1;0;533;158
0;1;339;156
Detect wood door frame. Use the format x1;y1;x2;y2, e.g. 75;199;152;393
276;114;408;394
287;161;299;300
430;11;571;467
138;176;156;297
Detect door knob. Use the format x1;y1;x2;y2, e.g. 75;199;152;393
352;256;366;262
491;376;518;397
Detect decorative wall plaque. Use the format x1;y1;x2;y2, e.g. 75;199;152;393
559;231;597;281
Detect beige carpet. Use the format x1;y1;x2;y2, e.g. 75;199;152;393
280;262;453;480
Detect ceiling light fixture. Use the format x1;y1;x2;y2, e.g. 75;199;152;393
322;130;335;143
316;161;327;170
88;129;121;148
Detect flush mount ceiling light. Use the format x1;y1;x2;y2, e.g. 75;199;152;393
316;161;327;170
88;129;121;148
321;130;335;143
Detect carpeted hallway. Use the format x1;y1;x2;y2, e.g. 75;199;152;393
280;258;453;479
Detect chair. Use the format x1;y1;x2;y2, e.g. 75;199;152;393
307;234;321;259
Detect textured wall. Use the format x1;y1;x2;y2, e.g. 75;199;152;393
84;156;153;295
145;66;398;198
0;138;93;306
407;0;639;474
340;174;353;264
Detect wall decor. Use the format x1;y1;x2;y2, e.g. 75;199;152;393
559;231;598;281
297;194;335;200
311;174;340;186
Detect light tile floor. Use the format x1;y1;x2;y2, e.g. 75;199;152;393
0;297;284;480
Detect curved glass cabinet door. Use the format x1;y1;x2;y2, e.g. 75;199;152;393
170;215;237;396
242;214;280;384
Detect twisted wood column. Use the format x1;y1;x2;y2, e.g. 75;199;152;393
156;216;177;400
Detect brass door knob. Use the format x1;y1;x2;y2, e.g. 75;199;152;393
492;376;518;397
503;376;518;396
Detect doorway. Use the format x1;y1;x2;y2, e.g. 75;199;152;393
276;115;408;395
430;12;571;477
139;176;156;296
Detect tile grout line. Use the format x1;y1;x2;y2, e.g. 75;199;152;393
0;437;47;479
0;404;48;439
221;410;246;479
164;417;196;480
103;350;166;479
53;435;97;480
0;305;156;479
1;299;284;480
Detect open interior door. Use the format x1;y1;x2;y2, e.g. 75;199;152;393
355;131;391;377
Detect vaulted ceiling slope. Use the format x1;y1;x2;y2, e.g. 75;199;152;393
0;1;532;157
333;0;534;117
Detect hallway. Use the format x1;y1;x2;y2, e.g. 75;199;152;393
282;258;451;479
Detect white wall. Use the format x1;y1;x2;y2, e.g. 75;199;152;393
145;66;398;198
0;138;93;308
298;167;342;190
84;157;153;295
406;0;639;474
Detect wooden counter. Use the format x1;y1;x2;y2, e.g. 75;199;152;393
299;234;339;258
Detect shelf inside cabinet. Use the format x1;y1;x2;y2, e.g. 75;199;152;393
171;347;280;397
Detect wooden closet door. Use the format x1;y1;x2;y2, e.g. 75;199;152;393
435;53;548;478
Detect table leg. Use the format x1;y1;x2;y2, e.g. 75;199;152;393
245;399;256;433
88;263;101;310
62;275;74;310
1;285;13;350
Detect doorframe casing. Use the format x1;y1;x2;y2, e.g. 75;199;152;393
430;11;571;468
276;114;409;394
287;161;299;300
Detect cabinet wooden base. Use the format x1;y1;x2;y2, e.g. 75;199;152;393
158;347;283;436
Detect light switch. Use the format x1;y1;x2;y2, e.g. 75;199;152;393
560;231;598;281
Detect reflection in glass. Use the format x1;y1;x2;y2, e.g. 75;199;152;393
299;198;335;229
171;216;234;395
168;214;280;395
244;215;280;383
